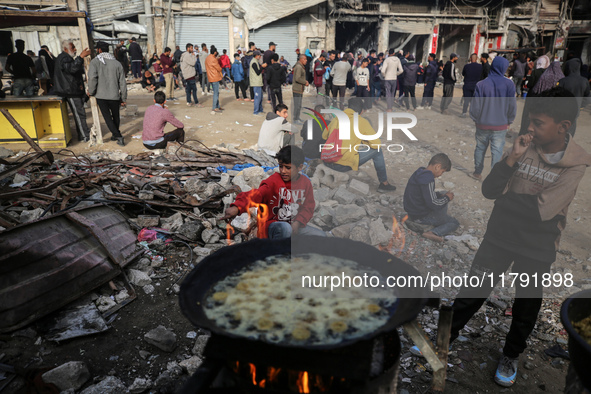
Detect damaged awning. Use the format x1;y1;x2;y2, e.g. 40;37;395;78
234;0;324;30
94;20;147;35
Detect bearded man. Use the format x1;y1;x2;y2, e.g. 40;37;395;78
54;39;92;142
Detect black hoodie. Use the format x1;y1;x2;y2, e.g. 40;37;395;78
558;58;590;110
266;62;286;90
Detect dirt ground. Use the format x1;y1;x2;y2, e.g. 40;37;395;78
2;82;590;393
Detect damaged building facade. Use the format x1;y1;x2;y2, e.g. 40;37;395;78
1;0;590;66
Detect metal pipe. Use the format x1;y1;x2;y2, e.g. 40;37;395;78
163;0;173;51
144;0;155;56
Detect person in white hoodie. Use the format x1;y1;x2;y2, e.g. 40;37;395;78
381;48;404;111
257;103;295;155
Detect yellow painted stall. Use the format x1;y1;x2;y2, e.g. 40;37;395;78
0;96;72;148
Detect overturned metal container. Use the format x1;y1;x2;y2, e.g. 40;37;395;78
0;205;141;333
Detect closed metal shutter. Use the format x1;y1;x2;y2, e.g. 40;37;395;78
175;16;230;54
390;20;434;35
251;19;298;66
87;0;145;24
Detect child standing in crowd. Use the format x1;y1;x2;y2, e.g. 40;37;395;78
222;146;325;239
231;53;247;100
403;153;459;242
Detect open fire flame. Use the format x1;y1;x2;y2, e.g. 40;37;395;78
379;215;409;257
234;361;316;393
226;194;271;245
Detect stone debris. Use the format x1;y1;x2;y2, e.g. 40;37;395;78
127;269;152;287
144;325;177;352
128;377;153;393
41;361;90;391
79;376;127;394
179;355;203;375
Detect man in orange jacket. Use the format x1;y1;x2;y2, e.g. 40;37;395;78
206;45;223;113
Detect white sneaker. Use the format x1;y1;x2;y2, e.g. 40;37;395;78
201;91;206;96
416;106;424;110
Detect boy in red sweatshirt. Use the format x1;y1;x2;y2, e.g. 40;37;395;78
223;145;325;238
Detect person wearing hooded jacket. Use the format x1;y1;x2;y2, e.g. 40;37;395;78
266;53;286;110
449;87;591;388
469;56;516;180
401;54;420;110
558;58;590;137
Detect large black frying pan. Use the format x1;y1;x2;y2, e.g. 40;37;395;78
179;235;428;351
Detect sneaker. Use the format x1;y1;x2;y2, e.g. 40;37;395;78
469;172;482;181
377;183;397;192
426;106;432;110
110;136;118;141
494;355;518;387
460;113;467;118
116;137;125;146
83;136;90;142
441;109;448;115
187;103;194;107
416;106;424;110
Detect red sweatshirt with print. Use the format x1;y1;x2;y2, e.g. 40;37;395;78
231;172;315;238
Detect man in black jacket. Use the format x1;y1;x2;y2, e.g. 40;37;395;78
440;53;458;114
266;53;286;110
558;58;590;136
418;53;438;109
480;53;490;79
53;39;91;142
461;53;483;117
128;37;143;79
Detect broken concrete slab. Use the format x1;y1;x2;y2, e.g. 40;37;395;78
369;218;392;246
137;215;159;228
0;146;14;158
201;228;221;244
128;377;153;393
192;334;211;356
19;208;44;223
333;186;357;205
242;166;268;189
332;204;367;226
95;296;117;313
179;356;203;375
45;303;109;342
177;221;205;241
232;174;252;192
192;247;212;257
128;269;152;287
144;325;177;352
312;164;349;188
348;179;370;195
230;212;251;232
41;361;90;391
161;212;184;232
80;376;127;394
185;177;208;195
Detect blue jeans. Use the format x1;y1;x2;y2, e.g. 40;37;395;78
474;128;507;175
211;81;220;110
373;80;382;98
185;79;198;104
13;78;35;96
268;221;326;239
253;86;263;114
326;148;388;183
412;204;459;237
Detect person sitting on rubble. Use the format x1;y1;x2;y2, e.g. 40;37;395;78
403;153;459;242
300;104;327;159
222;145;325;239
141;70;160;93
321;97;397;193
257;103;295;156
141;91;185;150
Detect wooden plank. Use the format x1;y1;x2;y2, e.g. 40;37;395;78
66;212;125;265
77;16;103;144
0;10;85;18
403;320;445;372
0;108;53;165
432;306;453;392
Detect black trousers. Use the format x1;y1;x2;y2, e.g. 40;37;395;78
96;99;122;139
462;86;475;114
440;83;454;111
331;85;347;109
403;85;417;109
421;80;435;106
450;239;551;358
66;96;90;140
234;80;247;99
143;128;185;149
270;88;283;111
